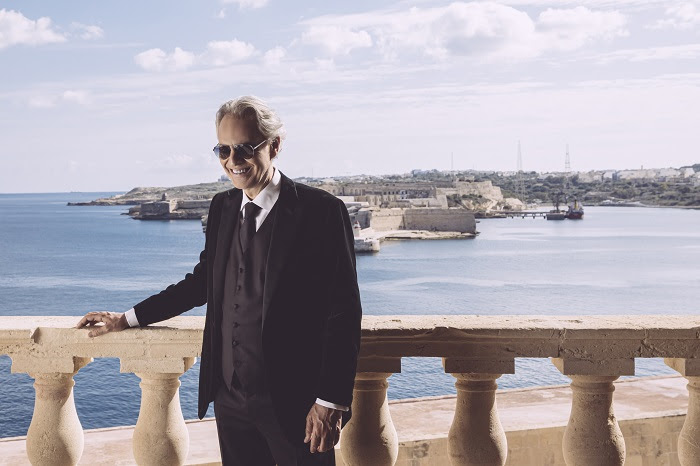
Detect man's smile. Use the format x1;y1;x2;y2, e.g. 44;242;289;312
231;167;251;175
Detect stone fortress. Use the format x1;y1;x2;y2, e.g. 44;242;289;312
121;176;526;243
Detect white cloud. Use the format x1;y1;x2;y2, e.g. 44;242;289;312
28;95;56;108
134;47;196;72
0;9;66;49
70;22;104;40
537;6;628;51
62;90;91;105
591;43;700;64
217;8;227;19
299;2;628;61
221;0;268;10
134;40;256;71
301;26;373;56
27;90;91;108
201;39;256;66
263;46;286;65
502;0;665;8
650;2;700;30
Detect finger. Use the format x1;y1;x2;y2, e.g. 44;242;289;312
310;427;321;453
76;316;93;328
318;432;331;453
304;415;313;443
75;316;88;328
75;314;99;328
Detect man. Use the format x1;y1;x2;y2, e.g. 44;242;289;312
76;96;362;465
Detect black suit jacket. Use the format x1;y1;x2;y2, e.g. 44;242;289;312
133;172;362;442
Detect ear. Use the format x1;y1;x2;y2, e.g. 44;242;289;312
270;137;282;158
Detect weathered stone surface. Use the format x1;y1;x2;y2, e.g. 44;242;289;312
3;315;700;466
3;315;700;367
1;375;687;465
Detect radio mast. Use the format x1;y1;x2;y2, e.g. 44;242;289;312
516;140;524;201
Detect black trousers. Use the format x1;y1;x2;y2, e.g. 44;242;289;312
214;373;336;466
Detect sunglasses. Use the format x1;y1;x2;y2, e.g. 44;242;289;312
213;139;268;160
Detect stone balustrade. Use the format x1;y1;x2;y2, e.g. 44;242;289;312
1;315;700;465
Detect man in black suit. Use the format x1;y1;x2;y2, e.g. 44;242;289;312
76;96;362;465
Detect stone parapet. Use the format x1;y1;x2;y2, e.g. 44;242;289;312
2;315;700;465
0;376;688;465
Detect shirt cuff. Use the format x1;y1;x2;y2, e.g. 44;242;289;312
315;398;349;412
124;308;140;327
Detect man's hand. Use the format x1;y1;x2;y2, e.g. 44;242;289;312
75;311;129;338
304;403;343;453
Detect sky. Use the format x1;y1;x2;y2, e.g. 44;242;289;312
1;0;699;193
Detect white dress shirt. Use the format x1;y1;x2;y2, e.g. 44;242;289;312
124;167;348;412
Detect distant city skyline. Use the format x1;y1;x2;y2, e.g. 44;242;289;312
1;1;700;193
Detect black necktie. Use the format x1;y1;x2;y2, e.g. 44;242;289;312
239;202;261;253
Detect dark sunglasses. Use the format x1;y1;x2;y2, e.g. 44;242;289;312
213;139;268;160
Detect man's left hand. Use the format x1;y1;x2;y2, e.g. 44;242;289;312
304;403;342;453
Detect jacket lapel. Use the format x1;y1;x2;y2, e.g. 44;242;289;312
263;172;302;327
213;188;241;326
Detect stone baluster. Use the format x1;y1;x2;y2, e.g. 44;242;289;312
443;358;513;466
10;356;92;466
665;358;700;465
341;357;401;466
121;357;196;466
552;358;634;466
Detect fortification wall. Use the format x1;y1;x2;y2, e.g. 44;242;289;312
370;209;405;230
139;201;174;215
175;200;211;209
404;208;476;233
371;208;476;233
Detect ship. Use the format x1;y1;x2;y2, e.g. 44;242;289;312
546;192;567;220
566;199;584;220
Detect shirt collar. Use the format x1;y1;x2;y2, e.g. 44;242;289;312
240;166;281;212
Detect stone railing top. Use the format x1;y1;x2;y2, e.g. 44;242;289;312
1;315;699;368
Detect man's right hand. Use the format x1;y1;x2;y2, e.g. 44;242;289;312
75;311;129;338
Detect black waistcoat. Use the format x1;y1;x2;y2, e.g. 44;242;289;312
221;202;278;394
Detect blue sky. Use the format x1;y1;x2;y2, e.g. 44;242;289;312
1;0;699;192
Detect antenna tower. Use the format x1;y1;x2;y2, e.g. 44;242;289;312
516;140;525;202
565;144;571;172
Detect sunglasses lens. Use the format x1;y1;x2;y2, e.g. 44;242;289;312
214;145;231;159
234;145;255;159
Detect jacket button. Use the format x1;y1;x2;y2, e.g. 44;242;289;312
233;303;239;309
232;340;239;347
233;322;239;328
239;267;244;273
236;285;242;291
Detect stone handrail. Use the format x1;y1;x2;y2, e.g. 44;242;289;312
2;315;700;465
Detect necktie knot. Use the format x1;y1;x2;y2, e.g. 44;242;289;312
243;202;261;223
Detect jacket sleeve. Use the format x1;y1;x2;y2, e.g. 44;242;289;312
132;194;219;326
316;197;362;407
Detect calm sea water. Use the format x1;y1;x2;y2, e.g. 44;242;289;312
0;192;698;438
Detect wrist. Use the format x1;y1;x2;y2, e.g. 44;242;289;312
118;313;128;330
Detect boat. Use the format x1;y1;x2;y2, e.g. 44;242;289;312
546;211;566;220
566;199;584;220
546;193;566;220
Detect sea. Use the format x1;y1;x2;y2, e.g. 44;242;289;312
0;192;699;438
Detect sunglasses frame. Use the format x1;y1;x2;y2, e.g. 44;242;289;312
213;139;268;161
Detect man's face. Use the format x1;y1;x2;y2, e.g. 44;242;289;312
217;114;273;197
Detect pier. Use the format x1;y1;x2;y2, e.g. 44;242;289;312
477;211;551;219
